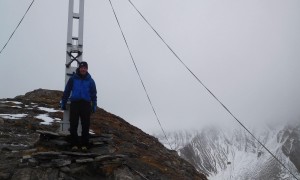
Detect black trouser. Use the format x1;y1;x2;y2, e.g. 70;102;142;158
69;100;91;147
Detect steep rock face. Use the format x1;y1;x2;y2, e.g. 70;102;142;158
280;124;300;172
177;125;300;179
179;127;232;176
0;89;207;180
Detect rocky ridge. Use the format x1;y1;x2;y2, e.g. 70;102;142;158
0;89;207;180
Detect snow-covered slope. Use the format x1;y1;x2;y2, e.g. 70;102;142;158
153;129;199;151
156;122;300;179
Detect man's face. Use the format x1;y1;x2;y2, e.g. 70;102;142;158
79;66;87;76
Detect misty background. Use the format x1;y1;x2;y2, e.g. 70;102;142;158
0;0;299;134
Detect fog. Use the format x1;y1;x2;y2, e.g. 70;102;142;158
1;0;300;134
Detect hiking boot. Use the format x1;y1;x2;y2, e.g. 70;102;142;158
81;146;88;152
71;146;78;151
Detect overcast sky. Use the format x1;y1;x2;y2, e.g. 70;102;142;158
0;0;299;134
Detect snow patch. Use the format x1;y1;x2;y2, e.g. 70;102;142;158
0;101;22;105
89;130;95;135
38;107;60;113
0;114;27;119
35;114;55;125
11;106;22;109
5;143;28;147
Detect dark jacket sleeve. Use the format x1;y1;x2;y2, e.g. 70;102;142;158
90;79;97;105
61;77;73;104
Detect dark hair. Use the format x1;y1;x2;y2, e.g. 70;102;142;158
79;61;88;69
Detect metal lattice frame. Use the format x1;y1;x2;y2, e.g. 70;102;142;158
61;0;85;133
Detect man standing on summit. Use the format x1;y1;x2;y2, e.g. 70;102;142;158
61;61;97;151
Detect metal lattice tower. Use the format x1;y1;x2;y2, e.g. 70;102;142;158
61;0;85;133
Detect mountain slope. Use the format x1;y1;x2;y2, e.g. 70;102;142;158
0;89;207;180
178;124;300;179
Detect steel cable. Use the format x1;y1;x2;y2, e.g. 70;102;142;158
126;1;299;179
0;0;35;55
108;0;173;150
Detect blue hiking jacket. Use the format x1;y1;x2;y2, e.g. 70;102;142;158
62;70;97;105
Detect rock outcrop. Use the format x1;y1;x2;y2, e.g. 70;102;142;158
280;124;300;172
0;89;207;180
